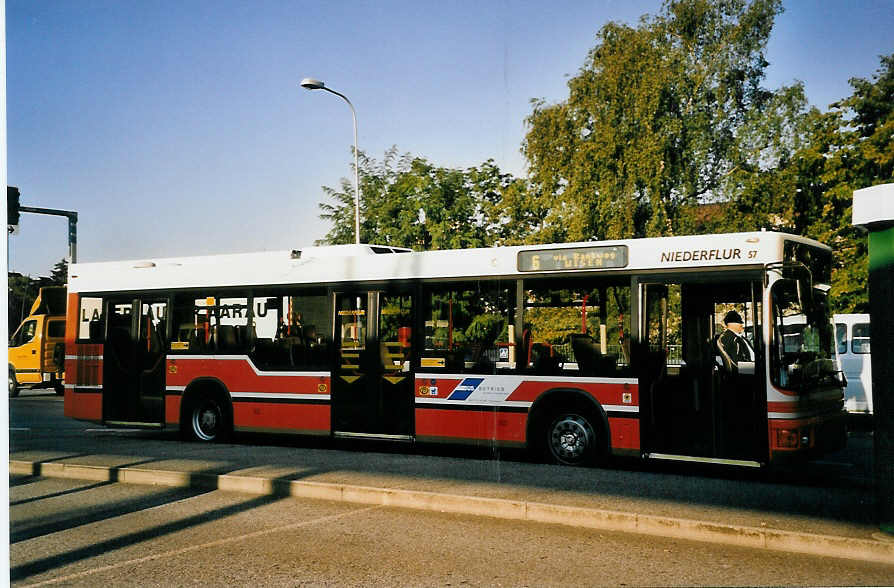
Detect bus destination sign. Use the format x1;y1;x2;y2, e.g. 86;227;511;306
518;245;628;272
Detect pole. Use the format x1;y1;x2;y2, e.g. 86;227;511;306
68;215;77;263
320;87;361;245
18;206;78;264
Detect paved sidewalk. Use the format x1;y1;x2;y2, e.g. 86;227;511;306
10;446;894;566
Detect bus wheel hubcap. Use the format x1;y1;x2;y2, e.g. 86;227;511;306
550;415;593;462
193;402;220;441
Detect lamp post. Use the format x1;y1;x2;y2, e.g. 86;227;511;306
300;78;361;245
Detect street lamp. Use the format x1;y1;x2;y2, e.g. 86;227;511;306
300;77;361;245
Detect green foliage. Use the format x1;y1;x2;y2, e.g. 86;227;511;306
803;55;893;312
526;306;581;345
8;274;38;335
51;259;69;285
465;313;505;344
524;0;786;241
318;148;529;250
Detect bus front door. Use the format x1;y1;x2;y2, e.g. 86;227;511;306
332;291;414;438
102;298;167;426
639;281;764;465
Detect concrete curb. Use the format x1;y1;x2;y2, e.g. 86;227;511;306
10;460;894;565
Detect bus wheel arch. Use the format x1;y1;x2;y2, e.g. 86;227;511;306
527;388;610;466
180;379;232;443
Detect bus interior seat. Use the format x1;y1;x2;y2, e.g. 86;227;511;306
177;323;193;343
714;333;736;375
215;325;238;352
521;329;533;367
532;343;562;375
445;349;465;371
571;333;617;376
147;323;164;354
234;325;256;351
468;340;496;372
89;319;104;341
251;338;286;367
570;333;600;375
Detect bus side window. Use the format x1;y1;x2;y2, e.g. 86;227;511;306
524;279;630;376
78;297;105;342
421;282;512;374
250;291;330;370
216;297;251;354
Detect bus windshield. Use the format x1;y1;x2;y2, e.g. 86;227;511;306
770;276;840;391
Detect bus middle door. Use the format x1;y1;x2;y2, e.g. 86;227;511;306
639;282;716;460
332;291;414;439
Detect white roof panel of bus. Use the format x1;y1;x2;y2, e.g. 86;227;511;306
68;231;828;294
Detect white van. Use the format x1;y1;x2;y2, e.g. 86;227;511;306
834;314;872;414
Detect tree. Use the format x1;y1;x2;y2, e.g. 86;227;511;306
51;258;68;285
796;54;894;312
318;148;528;250
8;273;39;334
523;0;790;241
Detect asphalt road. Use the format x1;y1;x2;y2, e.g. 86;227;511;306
10;476;894;587
8;391;879;529
9;390;892;586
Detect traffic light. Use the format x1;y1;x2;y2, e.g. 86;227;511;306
8;186;21;226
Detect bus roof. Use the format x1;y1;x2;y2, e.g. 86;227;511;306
68;231;829;294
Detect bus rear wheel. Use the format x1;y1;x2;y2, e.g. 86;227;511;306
183;393;230;442
545;411;601;466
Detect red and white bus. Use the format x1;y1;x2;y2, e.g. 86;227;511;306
63;231;847;467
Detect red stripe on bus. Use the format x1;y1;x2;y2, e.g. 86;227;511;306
167;357;329;395
608;417;640;450
767;401;800;413
508;380;638;404
165;394;181;425
414;407;527;443
767;399;842;415
232;401;330;433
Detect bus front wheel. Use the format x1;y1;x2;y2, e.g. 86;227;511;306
545;410;601;466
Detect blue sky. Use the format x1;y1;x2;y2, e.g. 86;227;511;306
6;0;893;276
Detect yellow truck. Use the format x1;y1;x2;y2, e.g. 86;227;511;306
8;286;67;397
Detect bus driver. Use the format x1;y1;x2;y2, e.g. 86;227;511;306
717;310;754;370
